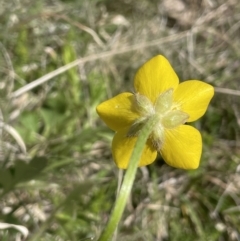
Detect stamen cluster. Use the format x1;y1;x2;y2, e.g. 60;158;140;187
128;88;189;150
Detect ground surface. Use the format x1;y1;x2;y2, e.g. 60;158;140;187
0;0;240;240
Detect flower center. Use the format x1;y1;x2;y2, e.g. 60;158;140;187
127;88;189;150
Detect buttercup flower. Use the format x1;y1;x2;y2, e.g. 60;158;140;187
97;55;214;169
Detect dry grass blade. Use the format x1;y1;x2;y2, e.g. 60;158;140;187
11;32;188;99
214;87;240;97
0;121;26;154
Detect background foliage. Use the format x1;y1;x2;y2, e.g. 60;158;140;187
0;0;240;240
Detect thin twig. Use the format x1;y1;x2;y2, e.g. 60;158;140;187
10;31;240;99
214;87;240;97
10;32;188;99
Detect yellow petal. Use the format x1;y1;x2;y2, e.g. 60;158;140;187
112;129;157;169
134;55;179;104
173;80;214;122
160;125;202;169
96;93;140;131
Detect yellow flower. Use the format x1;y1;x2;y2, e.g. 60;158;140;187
96;55;214;169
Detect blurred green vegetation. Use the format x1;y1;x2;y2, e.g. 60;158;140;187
0;0;240;240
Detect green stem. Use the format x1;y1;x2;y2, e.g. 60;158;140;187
98;116;158;241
